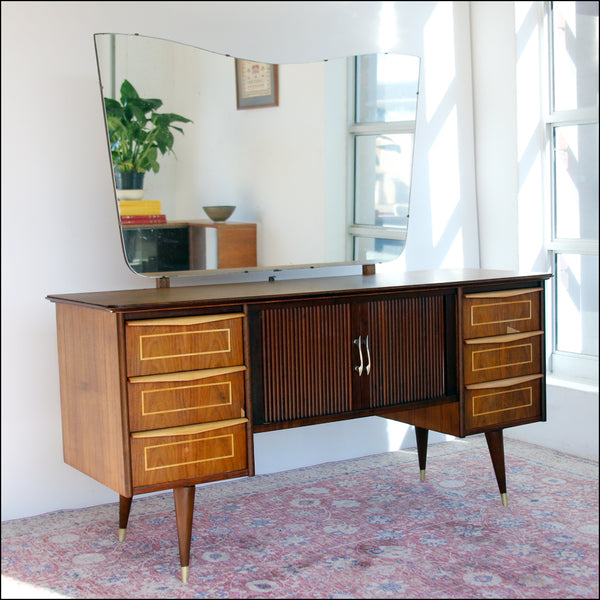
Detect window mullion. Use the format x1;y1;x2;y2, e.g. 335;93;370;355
547;239;599;254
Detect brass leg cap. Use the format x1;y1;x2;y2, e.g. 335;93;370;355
501;493;508;507
420;469;426;482
181;566;189;583
118;528;126;542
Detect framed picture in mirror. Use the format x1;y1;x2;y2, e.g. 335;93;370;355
235;59;278;109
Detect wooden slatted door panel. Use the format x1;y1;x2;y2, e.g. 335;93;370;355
258;303;353;423
365;295;447;407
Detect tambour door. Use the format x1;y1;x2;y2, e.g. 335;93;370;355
250;301;354;425
350;293;454;410
250;291;455;427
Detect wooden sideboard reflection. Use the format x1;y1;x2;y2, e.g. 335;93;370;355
122;220;257;273
47;268;551;582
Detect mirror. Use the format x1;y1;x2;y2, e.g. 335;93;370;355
94;34;420;278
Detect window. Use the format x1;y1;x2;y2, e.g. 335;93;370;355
348;54;420;262
547;1;599;381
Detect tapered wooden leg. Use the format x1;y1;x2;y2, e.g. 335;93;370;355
173;486;196;583
118;495;133;541
415;426;429;481
485;429;508;506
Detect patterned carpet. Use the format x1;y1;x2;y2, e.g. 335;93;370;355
1;435;598;599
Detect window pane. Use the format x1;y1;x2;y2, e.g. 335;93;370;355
554;123;599;239
551;1;599;112
354;134;413;227
354;236;406;263
356;54;420;123
555;253;599;355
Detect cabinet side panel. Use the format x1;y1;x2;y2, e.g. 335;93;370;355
55;304;129;496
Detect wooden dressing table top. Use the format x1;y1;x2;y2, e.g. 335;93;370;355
47;268;551;311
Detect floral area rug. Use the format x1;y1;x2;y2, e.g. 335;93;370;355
2;435;598;599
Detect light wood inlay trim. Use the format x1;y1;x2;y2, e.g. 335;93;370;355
464;330;544;345
131;417;248;439
470;300;532;327
471;386;534;417
144;434;235;471
130;366;246;384
139;328;231;360
141;381;234;416
127;313;245;327
466;374;544;390
471;343;534;372
464;288;542;299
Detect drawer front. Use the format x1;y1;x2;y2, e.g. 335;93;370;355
464;332;543;385
463;289;542;339
128;367;246;432
126;314;245;376
465;376;542;432
131;419;248;487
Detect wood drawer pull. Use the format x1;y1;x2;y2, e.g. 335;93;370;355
466;373;544;390
464;330;544;345
464;288;542;299
127;313;245;327
129;366;246;384
131;417;248;439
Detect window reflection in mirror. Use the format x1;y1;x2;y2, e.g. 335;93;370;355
350;53;420;263
94;34;420;277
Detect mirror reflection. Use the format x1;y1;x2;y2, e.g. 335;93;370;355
94;33;420;277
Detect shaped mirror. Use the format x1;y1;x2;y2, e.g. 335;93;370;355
94;33;420;277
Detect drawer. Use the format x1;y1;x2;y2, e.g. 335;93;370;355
464;331;543;385
128;366;246;432
464;374;543;432
131;418;248;488
126;313;245;376
463;288;542;339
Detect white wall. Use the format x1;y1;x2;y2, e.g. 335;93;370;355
1;1;594;523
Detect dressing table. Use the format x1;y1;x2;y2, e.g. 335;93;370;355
47;268;550;582
49;33;552;581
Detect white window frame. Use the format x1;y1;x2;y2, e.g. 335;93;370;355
544;1;599;383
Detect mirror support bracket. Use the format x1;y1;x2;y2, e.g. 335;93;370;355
362;264;376;276
156;277;171;289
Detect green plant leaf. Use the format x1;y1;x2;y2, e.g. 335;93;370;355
105;79;192;175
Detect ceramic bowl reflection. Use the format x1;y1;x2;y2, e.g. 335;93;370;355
202;205;236;222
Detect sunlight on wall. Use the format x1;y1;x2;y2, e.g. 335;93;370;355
423;3;464;268
424;3;455;122
515;2;547;273
428;106;464;266
379;1;397;51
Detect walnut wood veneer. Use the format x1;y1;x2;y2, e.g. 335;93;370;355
47;268;551;581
